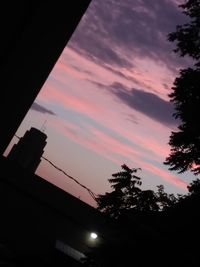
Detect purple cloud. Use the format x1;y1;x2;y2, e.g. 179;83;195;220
69;0;188;71
110;82;177;127
31;102;56;115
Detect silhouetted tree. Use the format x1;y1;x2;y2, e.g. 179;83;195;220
88;165;182;267
155;185;179;210
96;164;142;218
187;178;200;195
136;189;159;212
96;164;178;218
164;0;200;175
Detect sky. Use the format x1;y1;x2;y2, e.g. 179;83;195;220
4;0;193;207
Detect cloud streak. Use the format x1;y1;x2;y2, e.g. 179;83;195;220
85;79;177;127
141;161;188;190
30;102;56;115
110;82;176;127
69;0;188;72
38;82;173;164
47;116;187;190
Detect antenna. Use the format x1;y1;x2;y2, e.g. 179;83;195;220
41;120;47;133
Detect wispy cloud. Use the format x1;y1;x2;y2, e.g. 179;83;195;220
47;115;187;190
69;0;188;72
141;161;188;190
31;102;56;115
110;82;177;127
34;6;187;193
84;79;177;127
38;82;172;164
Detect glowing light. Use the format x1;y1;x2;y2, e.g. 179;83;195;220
90;232;98;239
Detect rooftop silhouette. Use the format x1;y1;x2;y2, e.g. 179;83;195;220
8;127;47;172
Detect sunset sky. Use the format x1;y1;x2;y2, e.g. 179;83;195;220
4;0;193;206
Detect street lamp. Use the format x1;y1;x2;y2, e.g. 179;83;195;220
90;232;98;240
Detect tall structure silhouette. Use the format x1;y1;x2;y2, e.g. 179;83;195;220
8;127;47;172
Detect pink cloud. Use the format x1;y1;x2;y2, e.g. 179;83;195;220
59;47;120;84
49;114;81;133
140;161;188;190
83;127;187;190
55;60;90;80
38;84;104;116
38;82;171;165
44;115;122;165
33;47;186;193
61;47;174;100
45;115;187;191
55;123;122;165
115;126;167;159
52;118;138;167
45;114;147;168
90;127;141;158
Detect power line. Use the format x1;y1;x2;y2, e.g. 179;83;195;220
42;156;97;201
14;134;97;201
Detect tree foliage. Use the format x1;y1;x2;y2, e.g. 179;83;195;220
168;0;200;60
156;185;179;210
187;178;200;195
96;164;178;218
165;0;200;175
96;164;143;218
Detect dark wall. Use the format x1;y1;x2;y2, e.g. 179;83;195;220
0;156;104;264
0;1;91;155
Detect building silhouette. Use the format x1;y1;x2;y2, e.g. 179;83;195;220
8;127;47;172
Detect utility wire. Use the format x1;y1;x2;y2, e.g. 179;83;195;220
14;134;97;201
42;156;97;201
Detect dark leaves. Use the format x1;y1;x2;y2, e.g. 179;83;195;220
96;164;178;218
165;0;200;175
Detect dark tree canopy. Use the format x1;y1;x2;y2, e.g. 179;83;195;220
187;178;200;195
156;184;178;210
165;0;200;175
96;164;178;218
168;0;200;60
96;164;143;218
